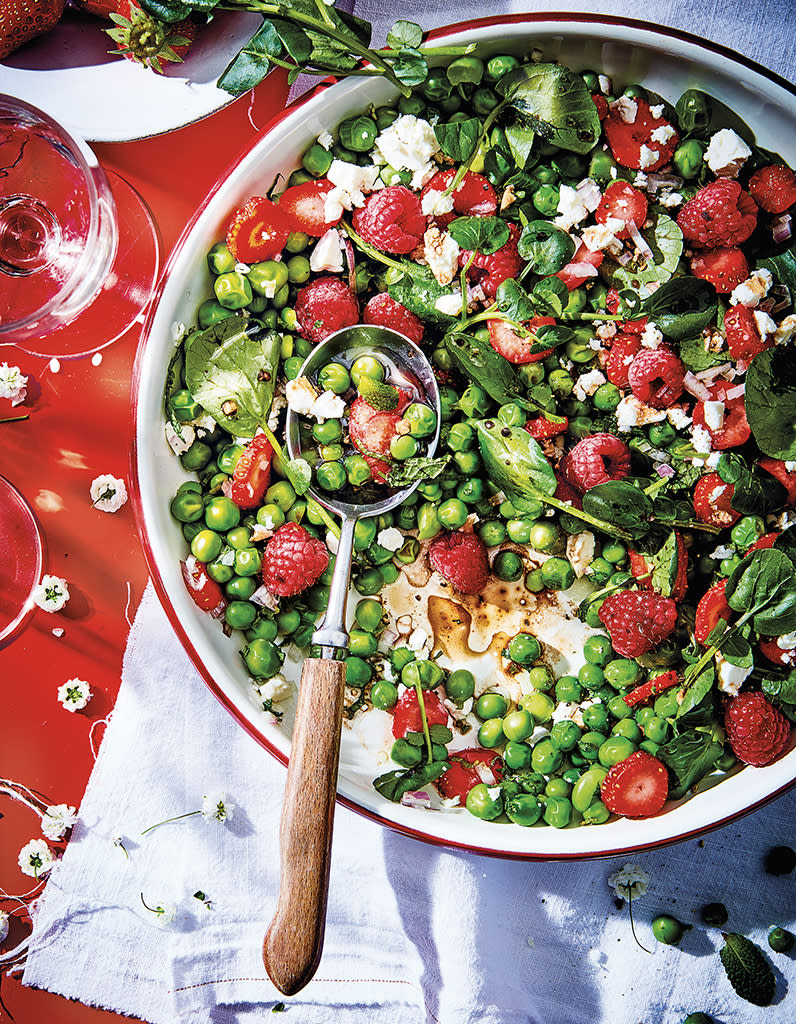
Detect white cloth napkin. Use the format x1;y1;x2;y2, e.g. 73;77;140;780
21;583;796;1023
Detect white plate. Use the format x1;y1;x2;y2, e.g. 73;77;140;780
133;14;796;859
0;8;262;142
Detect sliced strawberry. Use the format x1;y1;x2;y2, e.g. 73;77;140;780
524;414;568;439
628;532;688;601
622;670;679;709
746;531;780;553
694;579;731;644
460;223;523;297
225;433;273;509
555;242;603;290
605;332;643;386
277;178;340;237
181;557;225;615
724;304;773;361
600;750;669;818
692;473;741;528
348;390;410;482
595;181;648;240
391;688;448;739
605;288;648;333
759;637;796;667
692;380;750;450
758;458;796;505
487;315;555;364
436;748;503;802
226;196;292;264
604;98;679;172
748;164;796;214
689;247;749;294
421;168;498;225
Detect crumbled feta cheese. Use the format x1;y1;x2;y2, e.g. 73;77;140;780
373;115;440;188
323;160;380;220
777;631;796;651
615;395;666;431
434;292;463;316
691;424;714;454
703;400;725;432
573;369;606;401
317;129;333;150
705;451;722;470
633;171;648;188
649;104;664;118
650;124;675;145
595;321;617;341
659;191;683;208
423;226;460;286
716;654;752;696
377;527;404;552
581;223;620;254
786;462;796;473
729;268;773;307
774;314;796;345
407;626;430;653
611;96;638;124
309;228;344;274
639;145;660;170
640;322;664;349
704;128;751;178
555;180;601;231
309;389;346;421
667;406;692;430
566;531;596;577
753;309;777;338
598;74;612;95
710;544;735;560
267;392;286;432
256;674;295;707
165;420;194;455
285;376;319;416
421;188;455;217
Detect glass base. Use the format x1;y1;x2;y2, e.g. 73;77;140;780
0;476;45;650
7;171;160;359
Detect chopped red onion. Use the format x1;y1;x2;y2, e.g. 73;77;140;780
656;463;676;478
400;790;433;809
683;371;712;402
773;213;792;244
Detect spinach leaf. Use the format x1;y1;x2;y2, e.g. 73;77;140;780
725;548;796;636
386;19;423;48
218;21;283;94
531;275;569;317
434;118;480;163
762;670;796;705
503;122;537;169
758;242;796;296
448;215;509;255
518;220;576;275
392;48;428;87
270;17;313;64
386;455;450;488
475;419;558;506
658;729;723;800
184;318;280;437
498;62;601;154
373;761;448;803
745;347;796;460
388;270;457;327
717;453;787;516
721;634;754;668
649;531;679;598
676;663;716;721
641;277;717;341
601;213;683;292
581;482;652;540
679;334;728;373
774;525;796;566
444;331;538;410
495;279;536;322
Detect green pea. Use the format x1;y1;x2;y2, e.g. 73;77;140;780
446;55;484;86
206;558;234;583
435;497;467;530
206;242;237;276
180;440;213;472
526;666;554;693
506;633;541;665
611;717;642;742
350;355;385;388
418;481;442;502
234;547;262;577
465;782;503;820
521;691;555;724
529;521;562;553
497;402;525;427
493;550;524;582
682;1016;713;1024
577;730;606;762
475;691;508;720
505;793;541;826
276;608;301;635
394;537;420;565
422;68;454;102
504;518;533;544
604;658;641;689
416;502;442;541
571;766;608;812
583;634;614;667
203;496;240;533
652;915;688;945
353;518;378;550
190;529;223;563
586;557;615;586
344;629;376;658
582;704;610;735
445;668;475;705
485;53;520;82
672;138;706;179
540;557;575;591
532;183;560;216
342;454;370;488
543;795;572;828
550;719;581;752
545;777;571;800
446;422;475;452
170;490;204;523
592;382;621;412
391;737;422;768
477;520;506;547
502;709;535;743
654;690;681;718
498;498;517;520
478;718;505;748
647;421;677;447
731;515;766;548
601;541;627;564
403;402;437;438
317;361;351;395
598;735;637;768
588;148;617;182
344;656;373;688
353;567;384;595
338;115;378;152
254;505;283;532
456;478;485;505
226;525;251;550
299;141;332;177
555;676;583;703
578;664;605;692
643;715;671;745
456;384;491;418
768;926;795;953
265;481;296;512
225;574;258;601
374;105;399;129
351;599;381;634
503;740;533;771
226;601;258;632
214;271;252;310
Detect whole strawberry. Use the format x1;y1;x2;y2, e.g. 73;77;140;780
598;590;678;658
0;0;65;60
428;530;490;595
724;692;791;767
261;522;328;598
106;1;198;73
677;179;757;248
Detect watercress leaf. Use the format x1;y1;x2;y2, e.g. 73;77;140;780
270;17;312;64
517;220;575;274
774;525;796;567
503;122;536;169
475;419;558;503
373;761;448;802
444;331;536;410
388;269;457;326
385;455;450;487
184;318;280;437
533;324;577;350
762;670;796;705
285;457;312;497
601;213;683;291
498;62;601;154
745;347;796;460
495;279;536;322
218;21;281;95
392;48;428;87
725;548;796;636
581;482;652;540
658;727;723;800
721;634;754;668
531;275;568;317
448;216;509;255
642;276;717;341
138;0;193;20
386;19;423;49
433;117;480;163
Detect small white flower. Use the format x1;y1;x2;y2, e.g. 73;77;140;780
608;863;650;901
57;678;92;712
141;894;176;927
18;838;56;879
90;474;128;513
41;804;77;840
33;574;70;612
201;790;235;824
0;909;9;943
0;363;28;406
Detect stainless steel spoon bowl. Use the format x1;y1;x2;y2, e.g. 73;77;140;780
263;325;440;995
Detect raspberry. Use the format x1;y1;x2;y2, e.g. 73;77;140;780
724;692;791;767
362;292;424;344
627;348;686;408
261;522;329;597
428;530;490;595
352;185;425;254
748;164;796;214
724;304;772;361
598;590;678;658
605;332;642;387
692;472;741;527
689;247;750;294
460;223;523;297
676;180;757;248
488;315;555;364
567;433;631;492
421;169;497;225
294;276;359;345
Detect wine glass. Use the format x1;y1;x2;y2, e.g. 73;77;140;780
0;94;160;359
0;475;45;649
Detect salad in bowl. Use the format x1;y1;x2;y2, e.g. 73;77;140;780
134;15;796;858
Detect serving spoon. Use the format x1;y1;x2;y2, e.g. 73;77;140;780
262;325;440;995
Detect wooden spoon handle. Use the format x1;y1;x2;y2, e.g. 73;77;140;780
263;656;347;996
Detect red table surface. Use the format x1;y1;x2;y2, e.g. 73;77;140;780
0;70;288;1024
